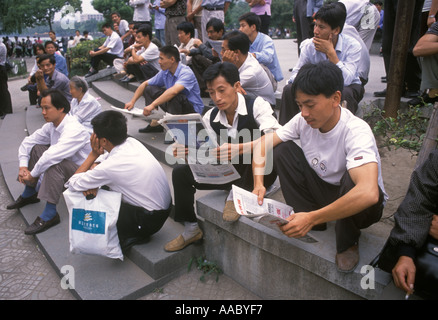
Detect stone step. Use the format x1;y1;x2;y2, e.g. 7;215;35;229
0;105;205;300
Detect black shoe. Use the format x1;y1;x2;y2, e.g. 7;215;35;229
138;125;164;133
20;84;29;91
7;193;40;210
373;89;386;97
408;93;438;106
120;76;136;83
24;213;60;235
403;90;421;99
85;70;98;77
119;75;128;82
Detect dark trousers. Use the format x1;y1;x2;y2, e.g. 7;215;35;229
126;63;159;82
382;0;423;91
189;55;218;97
143;85;195;114
278;82;364;125
0;65;12;116
294;0;313;56
273;141;384;253
258;13;271;35
116;201;171;244
90;49;119;70
172;163;277;223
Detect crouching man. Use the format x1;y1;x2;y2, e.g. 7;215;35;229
7;89;91;235
66;110;172;251
252;61;387;272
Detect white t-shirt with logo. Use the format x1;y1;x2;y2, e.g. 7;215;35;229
276;106;387;202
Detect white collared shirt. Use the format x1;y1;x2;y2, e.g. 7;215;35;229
18;114;92;178
202;93;280;140
103;31;124;57
69;91;103;134
238;54;276;105
66;137;172;211
136;42;160;71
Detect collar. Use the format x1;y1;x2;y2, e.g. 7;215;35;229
212;93;247;126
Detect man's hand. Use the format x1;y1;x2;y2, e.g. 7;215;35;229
392;256;416;295
18;167;31;184
212;143;240;163
430;215;438;239
172;143;189;160
124;101;134;110
221;49;239;64
143;104;155;116
279;212;315;238
34;69;44;81
313;34;336;56
83;188;98;199
90;133;105;157
252;185;266;206
89;50;96;57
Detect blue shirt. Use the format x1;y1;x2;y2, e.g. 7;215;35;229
148;62;204;114
201;0;231;8
250;32;284;82
151;0;166;29
54;53;69;77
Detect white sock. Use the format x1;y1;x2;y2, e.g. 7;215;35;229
182;222;200;241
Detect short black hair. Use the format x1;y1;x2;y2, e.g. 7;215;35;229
102;23;112;30
238;12;261;32
222;30;250;55
91;110;128;146
206;17;224;33
203;62;240;86
291;61;344;98
40;89;71;113
137;24;153;40
44;40;56;48
177;21;195;38
37;54;56;65
159;45;180;62
314;2;347;33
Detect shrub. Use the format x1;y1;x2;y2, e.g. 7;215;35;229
67;38;106;77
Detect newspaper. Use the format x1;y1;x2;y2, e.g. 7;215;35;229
207;39;223;59
232;185;317;243
110;105;165;120
159;113;241;184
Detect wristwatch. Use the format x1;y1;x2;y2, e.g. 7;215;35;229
429;15;435;18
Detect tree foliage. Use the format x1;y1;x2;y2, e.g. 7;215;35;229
91;0;134;23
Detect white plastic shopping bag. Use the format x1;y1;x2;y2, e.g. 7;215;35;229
63;188;124;261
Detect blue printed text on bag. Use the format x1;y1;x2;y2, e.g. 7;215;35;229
72;209;106;234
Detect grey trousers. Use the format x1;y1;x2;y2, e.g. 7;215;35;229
165;15;186;46
28;145;79;204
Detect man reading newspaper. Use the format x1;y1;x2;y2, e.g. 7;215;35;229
164;61;280;252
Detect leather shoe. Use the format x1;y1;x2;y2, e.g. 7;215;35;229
24;213;60;235
222;200;240;222
138;125;164;133
7;193;40;210
403;90;421;99
20;84;29;91
373;89;386;97
335;244;359;273
164;230;203;252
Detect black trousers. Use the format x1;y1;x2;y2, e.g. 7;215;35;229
273;141;384;253
143;85;195;114
90;49;119;70
116;201;171;244
278;82;364;125
126;63;159;82
0;65;12;116
172;162;277;223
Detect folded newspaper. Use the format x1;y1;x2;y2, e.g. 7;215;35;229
159;113;241;184
232;185;317;243
110;105;165;120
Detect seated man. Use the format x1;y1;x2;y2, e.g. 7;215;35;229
65;110;172;252
124;45;204;133
120;25;160;83
7;89;91;235
164;62;280;252
238;12;284;90
376;149;438;298
278;2;364;125
187;17;224;96
44;41;69;77
34;54;72;102
85;23;124;77
221;30;276;107
177;21;197;65
408;21;438;106
252;61;387;272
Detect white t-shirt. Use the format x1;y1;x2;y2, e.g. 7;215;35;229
239;53;276;105
103;31;124;57
276;106;387;201
66;137;172;211
137;42;160;71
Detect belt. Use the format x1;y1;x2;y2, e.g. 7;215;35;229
204;6;224;11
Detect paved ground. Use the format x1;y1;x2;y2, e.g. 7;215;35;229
0;38;399;300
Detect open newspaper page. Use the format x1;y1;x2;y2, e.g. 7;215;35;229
206;40;223;60
232;185;317;243
110;105;165;120
159;113;241;184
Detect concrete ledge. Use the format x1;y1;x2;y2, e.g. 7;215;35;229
85;67;117;84
196;190;392;300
